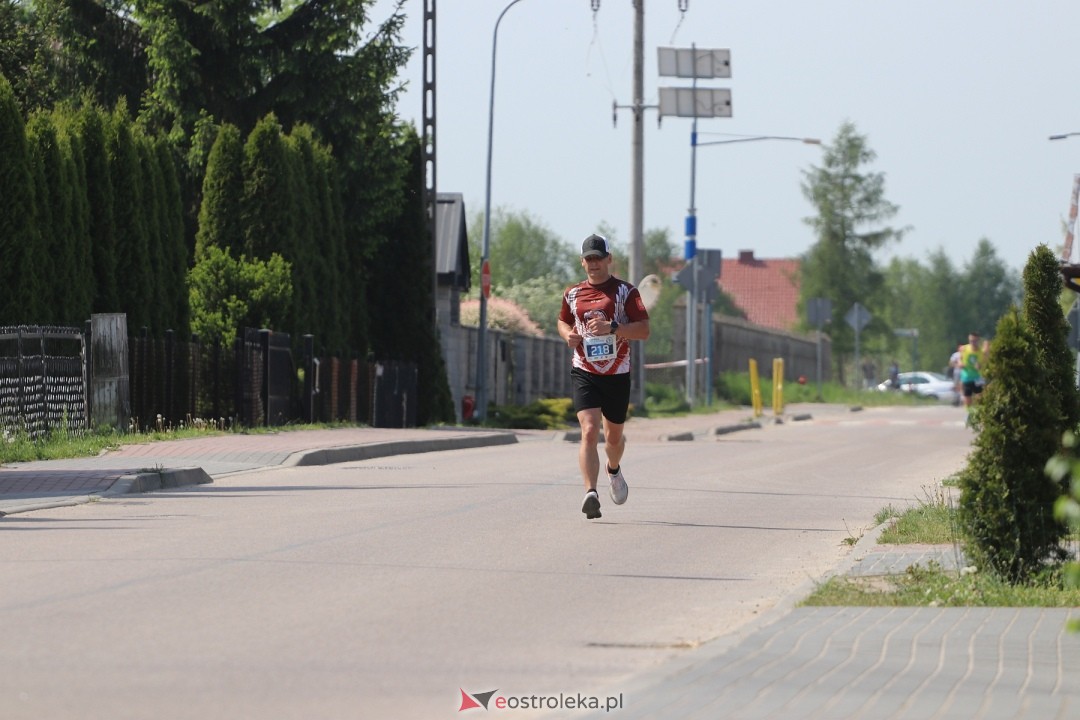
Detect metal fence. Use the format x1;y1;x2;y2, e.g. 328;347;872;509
0;326;88;440
0;322;419;437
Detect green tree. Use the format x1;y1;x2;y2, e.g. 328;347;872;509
283;125;320;338
54;109;94;322
155;137;188;333
467;206;577;332
188;244;292;348
241;113;293;263
135;1;412;351
1022;244;1080;449
108;101;151;329
0;71;36;325
366;128;453;423
0;0;58;113
958;238;1020;338
310;133;347;353
52;106;95;321
960;306;1066;582
27;0;149;113
195;122;244;259
643;227;677;279
469;207;577;293
645;281;683;364
882;251;960;373
799;121;903;384
76;103;118;313
26;111;65;323
138;132;167;331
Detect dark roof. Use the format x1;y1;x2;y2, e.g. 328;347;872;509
435;193;471;291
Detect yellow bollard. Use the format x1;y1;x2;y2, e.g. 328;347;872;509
749;359;763;417
772;357;785;416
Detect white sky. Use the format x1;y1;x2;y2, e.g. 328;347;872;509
370;0;1080;278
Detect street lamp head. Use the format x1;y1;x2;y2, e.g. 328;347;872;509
1050;133;1080;141
802;138;822;145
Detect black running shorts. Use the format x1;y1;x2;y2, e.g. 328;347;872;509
571;367;632;424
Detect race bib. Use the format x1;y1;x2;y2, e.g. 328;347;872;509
584;334;616;362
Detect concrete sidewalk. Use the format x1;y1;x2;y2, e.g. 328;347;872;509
0;406;766;517
553;523;1080;720
0;425;520;516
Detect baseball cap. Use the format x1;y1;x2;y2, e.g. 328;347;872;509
581;234;610;259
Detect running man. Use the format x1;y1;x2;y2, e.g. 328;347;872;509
558;234;650;520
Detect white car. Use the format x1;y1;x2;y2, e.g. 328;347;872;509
877;371;960;404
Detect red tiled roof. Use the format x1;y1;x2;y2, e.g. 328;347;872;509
718;250;801;331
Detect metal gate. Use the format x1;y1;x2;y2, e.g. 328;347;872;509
240;328;296;427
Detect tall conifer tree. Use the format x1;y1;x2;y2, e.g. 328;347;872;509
1022;244;1080;446
77;104;117;313
108;102;150;329
26;113;65;323
156;138;188;334
0;72;36;325
195;123;244;260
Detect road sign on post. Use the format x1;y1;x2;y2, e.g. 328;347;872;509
657;47;731;79
481;260;491;299
845;302;871;332
672;262;695;291
658;87;733;119
808;297;832;329
846;302;872;390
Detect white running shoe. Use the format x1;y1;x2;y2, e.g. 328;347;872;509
608;468;628;505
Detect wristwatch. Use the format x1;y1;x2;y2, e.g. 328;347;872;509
610;320;619;334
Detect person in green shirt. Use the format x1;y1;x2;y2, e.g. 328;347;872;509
959;331;984;411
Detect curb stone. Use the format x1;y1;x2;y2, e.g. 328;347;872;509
0;467;213;516
712;422;762;436
285;432;518;466
101;467;213;496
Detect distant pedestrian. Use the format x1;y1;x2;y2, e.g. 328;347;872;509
888;360;900;390
558;234;650;520
861;358;877;390
948;340;964;405
959;332;984;413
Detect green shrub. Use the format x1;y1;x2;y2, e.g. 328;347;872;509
959;308;1067;582
1022;245;1080;458
644;382;690;415
483;398;574;430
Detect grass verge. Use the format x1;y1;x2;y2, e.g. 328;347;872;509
801;482;1080;608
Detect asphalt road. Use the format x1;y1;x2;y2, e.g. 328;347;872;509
0;404;970;719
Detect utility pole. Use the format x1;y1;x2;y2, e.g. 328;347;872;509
630;0;645;409
422;0;437;326
606;0;688;409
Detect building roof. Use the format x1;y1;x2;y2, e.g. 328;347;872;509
435;193;471;291
718;250;802;331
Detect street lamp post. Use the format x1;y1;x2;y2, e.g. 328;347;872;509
687;135;820;405
1048;134;1080;293
476;0;528;422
